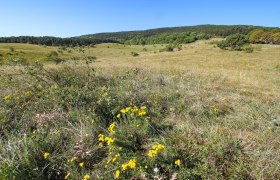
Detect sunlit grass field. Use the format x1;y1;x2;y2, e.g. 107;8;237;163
0;40;279;179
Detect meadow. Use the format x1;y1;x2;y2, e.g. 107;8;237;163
0;40;279;179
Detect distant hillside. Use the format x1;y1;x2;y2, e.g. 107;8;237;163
0;25;279;46
81;25;270;40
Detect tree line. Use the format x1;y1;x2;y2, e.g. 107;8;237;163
0;25;279;47
82;25;260;40
0;36;118;46
124;32;211;45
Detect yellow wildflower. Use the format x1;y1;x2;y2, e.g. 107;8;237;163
120;109;126;114
43;152;50;159
79;162;84;168
83;174;90;180
152;144;165;151
105;137;115;145
98;134;105;142
141;106;147;110
64;172;71;179
115;170;120;179
175;159;181;166
69;156;77;163
127;159;136;169
122;163;128;171
147;144;165;158
145;165;148;169
112;153;120;162
125;107;132;113
148;149;157;158
122;159;136;170
4;94;12;100
85;134;89;138
108;122;116;134
117;113;121;118
213;107;219;113
138;111;147;116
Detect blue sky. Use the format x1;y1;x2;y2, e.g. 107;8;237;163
1;0;279;37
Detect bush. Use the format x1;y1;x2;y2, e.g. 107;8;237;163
218;34;249;51
160;44;174;52
9;47;15;52
46;51;65;64
130;52;139;57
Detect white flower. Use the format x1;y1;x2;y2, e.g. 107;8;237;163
153;167;159;173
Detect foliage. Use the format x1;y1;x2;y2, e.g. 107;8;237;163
2;25;276;47
125;32;209;45
46;51;65;64
249;29;280;44
82;25;264;40
0;36;118;47
0;40;279;179
159;44;183;52
218;34;249;51
130;52;139;57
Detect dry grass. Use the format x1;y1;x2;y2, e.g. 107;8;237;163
0;40;279;179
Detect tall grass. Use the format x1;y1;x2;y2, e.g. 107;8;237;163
0;61;279;179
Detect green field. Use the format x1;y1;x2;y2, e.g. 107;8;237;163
0;40;280;179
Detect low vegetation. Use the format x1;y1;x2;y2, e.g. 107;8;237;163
0;38;279;179
217;34;250;51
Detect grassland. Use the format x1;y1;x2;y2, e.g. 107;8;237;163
0;40;279;179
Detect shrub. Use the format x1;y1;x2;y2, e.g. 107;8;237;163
9;47;15;52
160;44;174;52
46;51;65;64
130;52;139;57
218;34;249;51
273;32;280;44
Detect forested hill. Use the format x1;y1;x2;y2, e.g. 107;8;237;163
0;25;279;46
80;25;266;40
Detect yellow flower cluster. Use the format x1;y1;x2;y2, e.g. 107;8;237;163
108;122;116;134
117;106;147;118
98;134;115;146
83;174;90;180
121;159;136;171
213;107;219;113
4;94;12;100
147;144;165;158
112;153;120;163
79;162;84;168
175;159;181;166
43;152;50;159
68;156;77;163
115;170;120;179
